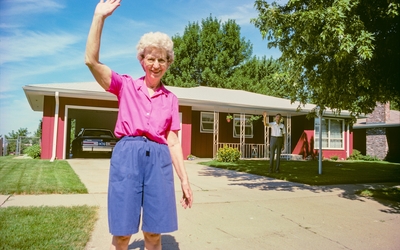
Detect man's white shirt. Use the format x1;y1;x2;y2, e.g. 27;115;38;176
267;122;285;137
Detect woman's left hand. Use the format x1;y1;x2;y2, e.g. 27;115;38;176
180;182;193;209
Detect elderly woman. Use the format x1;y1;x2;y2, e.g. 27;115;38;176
85;1;193;249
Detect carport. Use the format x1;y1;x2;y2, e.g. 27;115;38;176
65;106;118;158
23;82;119;160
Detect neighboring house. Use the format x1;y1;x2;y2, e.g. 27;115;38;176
353;102;400;162
23;82;355;160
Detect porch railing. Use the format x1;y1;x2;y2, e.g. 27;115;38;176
217;143;297;160
217;143;266;159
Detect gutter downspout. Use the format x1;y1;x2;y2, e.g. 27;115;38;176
50;91;59;162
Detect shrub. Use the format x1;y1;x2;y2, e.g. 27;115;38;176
362;154;380;161
348;149;363;160
24;144;41;159
347;149;381;161
330;155;339;161
216;146;241;162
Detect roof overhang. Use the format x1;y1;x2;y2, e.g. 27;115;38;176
23;82;355;118
353;123;400;129
353;110;400;129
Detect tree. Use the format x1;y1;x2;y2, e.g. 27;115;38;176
252;0;400;116
34;119;42;138
229;55;289;97
5;128;29;139
5;128;29;155
164;16;254;88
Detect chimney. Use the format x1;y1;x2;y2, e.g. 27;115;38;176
366;102;388;124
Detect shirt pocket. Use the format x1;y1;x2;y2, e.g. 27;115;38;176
153;104;172;135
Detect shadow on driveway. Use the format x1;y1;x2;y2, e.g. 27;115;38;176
197;166;400;214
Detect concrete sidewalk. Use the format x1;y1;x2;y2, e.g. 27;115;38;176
1;158;400;250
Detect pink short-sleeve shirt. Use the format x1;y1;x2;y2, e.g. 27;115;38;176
107;71;180;145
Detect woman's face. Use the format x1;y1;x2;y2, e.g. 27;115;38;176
141;47;169;82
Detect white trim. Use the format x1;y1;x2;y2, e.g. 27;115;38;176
233;114;254;138
63;105;119;160
314;117;345;150
200;112;215;133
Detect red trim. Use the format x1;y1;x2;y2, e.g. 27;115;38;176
179;106;192;160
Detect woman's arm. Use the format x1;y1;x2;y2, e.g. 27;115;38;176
167;130;193;209
85;0;121;90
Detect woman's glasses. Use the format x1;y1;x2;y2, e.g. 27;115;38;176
144;56;168;66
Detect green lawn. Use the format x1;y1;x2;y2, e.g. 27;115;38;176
356;187;400;203
0;156;87;195
0;156;94;249
0;205;98;250
198;159;400;185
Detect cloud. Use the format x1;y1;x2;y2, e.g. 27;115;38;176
0;29;83;93
0;23;22;29
0;94;43;136
0;31;138;93
0;31;81;64
219;4;257;25
0;0;64;17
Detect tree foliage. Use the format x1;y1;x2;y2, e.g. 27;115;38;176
5;128;29;139
34;120;42;138
3;128;29;155
164;15;252;87
231;55;289;98
252;0;400;116
164;15;283;95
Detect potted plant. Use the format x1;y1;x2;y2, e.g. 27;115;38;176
226;114;233;123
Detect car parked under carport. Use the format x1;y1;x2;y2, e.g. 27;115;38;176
71;128;119;158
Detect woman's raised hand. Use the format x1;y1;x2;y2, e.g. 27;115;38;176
94;0;121;18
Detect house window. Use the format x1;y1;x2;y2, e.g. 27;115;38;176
314;118;344;149
200;112;214;133
233;114;254;138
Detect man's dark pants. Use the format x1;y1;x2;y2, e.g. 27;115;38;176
269;136;283;172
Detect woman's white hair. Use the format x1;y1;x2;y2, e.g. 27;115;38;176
136;32;174;64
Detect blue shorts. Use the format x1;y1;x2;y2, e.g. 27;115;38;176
108;136;177;236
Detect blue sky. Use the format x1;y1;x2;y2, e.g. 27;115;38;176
0;0;283;137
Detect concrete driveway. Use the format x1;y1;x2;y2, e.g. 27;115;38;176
2;158;400;249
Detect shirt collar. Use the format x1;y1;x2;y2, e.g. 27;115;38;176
137;76;169;97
